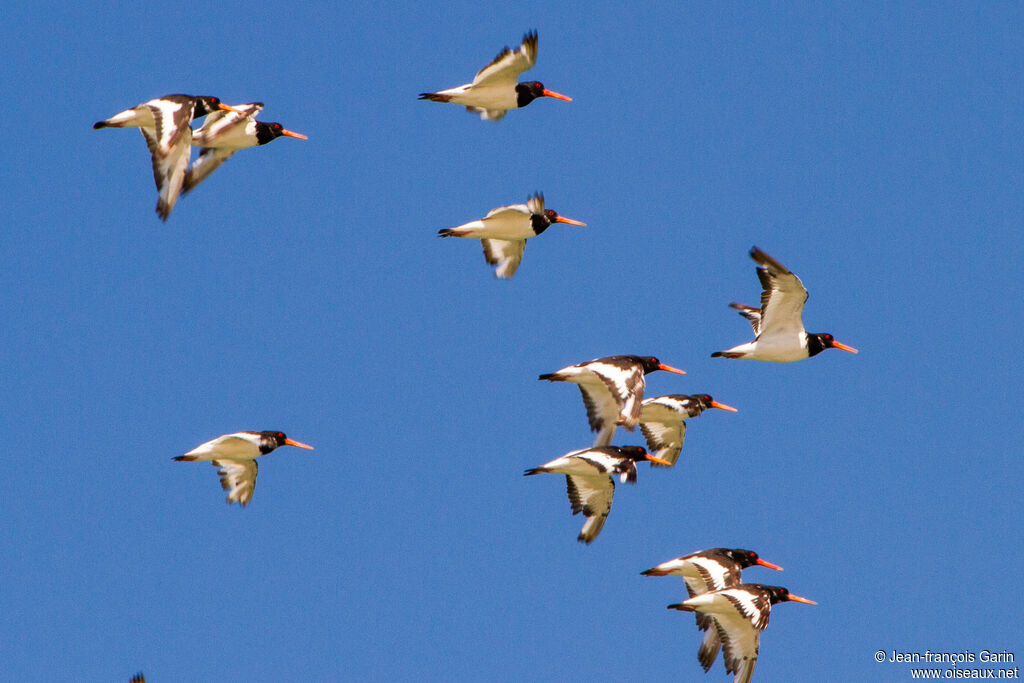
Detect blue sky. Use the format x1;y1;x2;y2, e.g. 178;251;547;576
2;2;1022;681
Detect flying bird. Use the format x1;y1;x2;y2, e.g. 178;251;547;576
539;356;687;447
183;102;308;194
93;94;239;221
438;192;585;278
668;584;816;683
524;446;670;543
174;431;313;506
712;247;858;361
642;548;782;671
419;30;572;121
638;394;737;467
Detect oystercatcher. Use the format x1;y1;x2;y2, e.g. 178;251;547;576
539;356;686;447
642;548;782;671
93;94;239;221
174;431;313;506
668;584;816;683
524;446;669;543
419;30;571;121
712;247;858;361
183;102;307;194
638;394;737;467
438;192;585;278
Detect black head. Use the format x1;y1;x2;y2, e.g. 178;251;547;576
259;430;289;454
807;332;858;357
515;81;546;107
693;394;714;410
528;208;560;235
755;584;816;605
638;356;662;373
763;585;794;605
724;548;762;568
255;121;308;145
193;96;225;118
257;430;314;454
616;445;651;461
529;203;586;235
255;121;288;145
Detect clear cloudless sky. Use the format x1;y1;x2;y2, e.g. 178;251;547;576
1;2;1021;681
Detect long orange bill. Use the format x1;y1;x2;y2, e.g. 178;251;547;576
710;401;738;412
645;454;672;466
542;89;572;101
555;216;586;226
788;593;818;605
832;340;858;354
658;363;687;375
219;103;246;114
284;438;314;450
756;558;783;571
281;129;308;140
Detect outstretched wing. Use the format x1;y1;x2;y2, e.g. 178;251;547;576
480;239;526;279
713;609;760;683
729;302;762;335
565;473;614;543
191;102;263;147
183;147;237;194
472;31;538;87
213;459;258;506
145;98;195;155
526;192;545;215
750;247;808;339
141;126;191;221
639;398;687;467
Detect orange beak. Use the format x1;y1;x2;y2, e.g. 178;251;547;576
542;89;572;101
219;103;246;114
832;340;858;354
787;593;818;605
554;216;586;226
645;453;672;466
284;438;314;450
281;129;308;140
710;401;738;412
756;558;783;571
657;363;687;375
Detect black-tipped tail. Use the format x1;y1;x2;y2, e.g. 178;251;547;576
93;121;109;129
419;92;451;102
438;228;455;237
538;373;556;381
173;455;197;462
523;467;545;476
667;602;694;612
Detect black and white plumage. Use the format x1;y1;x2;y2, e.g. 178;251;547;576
524;446;670;543
183;102;308;194
539;356;687;447
668;584;816;683
173;430;314;506
93;94;239;221
438;193;585;278
712;247;858;362
419;30;572;121
642;549;782;671
638;394;737;467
